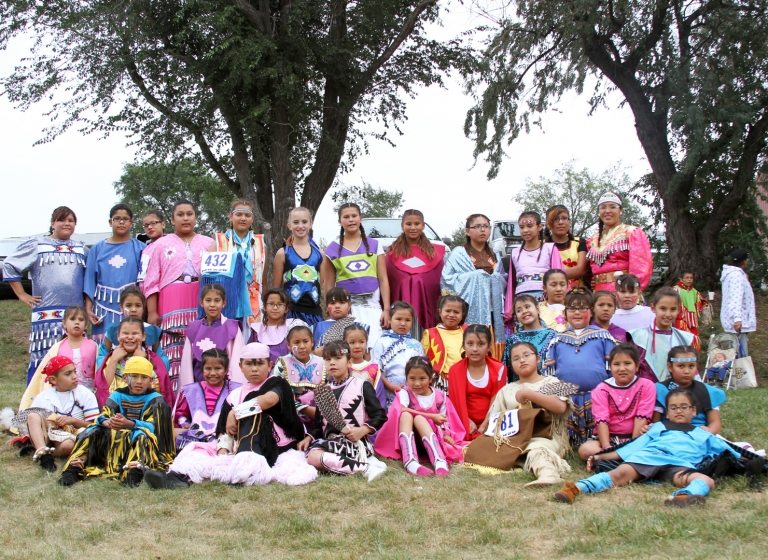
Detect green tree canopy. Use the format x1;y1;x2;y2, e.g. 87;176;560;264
1;1;465;254
331;181;404;218
114;159;232;237
465;0;768;284
514;161;649;238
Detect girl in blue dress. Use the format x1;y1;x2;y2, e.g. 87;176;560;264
272;207;326;326
83;204;145;339
544;290;616;446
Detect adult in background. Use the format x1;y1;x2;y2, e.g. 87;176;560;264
544;205;588;289
720;249;756;355
441;213;505;343
586;192;652;292
386;209;445;334
2;206;86;384
83;204;145;340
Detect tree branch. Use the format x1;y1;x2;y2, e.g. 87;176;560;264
625;0;669;70
231;0;272;34
120;46;237;190
355;0;437;95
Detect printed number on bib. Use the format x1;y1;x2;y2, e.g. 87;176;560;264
485;409;520;438
201;252;232;275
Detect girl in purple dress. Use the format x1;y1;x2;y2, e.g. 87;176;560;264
173;348;241;450
179;283;245;390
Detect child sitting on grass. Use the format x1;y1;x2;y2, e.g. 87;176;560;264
19;356;99;472
58;356;175;487
654;345;725;434
554;387;743;507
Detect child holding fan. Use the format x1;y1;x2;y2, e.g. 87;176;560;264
544;290;616;446
299;341;387;481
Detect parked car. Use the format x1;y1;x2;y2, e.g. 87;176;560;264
361;218;449;253
490;219;523;258
0;238;34;298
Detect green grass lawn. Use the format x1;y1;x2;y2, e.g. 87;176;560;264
1;300;767;560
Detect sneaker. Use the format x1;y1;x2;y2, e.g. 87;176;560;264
553;481;581;504
39;454;57;472
144;470;190;490
58;466;83;487
664;493;706;507
123;468;144;488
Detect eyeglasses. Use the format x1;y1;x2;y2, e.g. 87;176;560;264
112;216;132;223
566;306;590;311
510;352;536;363
467;224;490;231
668;404;693;412
143;220;162;229
266;302;286;308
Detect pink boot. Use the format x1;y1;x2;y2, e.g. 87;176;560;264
399;432;432;476
422;433;449;476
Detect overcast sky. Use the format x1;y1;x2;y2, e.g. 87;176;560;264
0;4;649;244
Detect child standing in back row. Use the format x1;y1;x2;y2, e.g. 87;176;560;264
321;203;390;348
272;207;326;326
503;212;563;329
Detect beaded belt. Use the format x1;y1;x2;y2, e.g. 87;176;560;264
592;271;628;285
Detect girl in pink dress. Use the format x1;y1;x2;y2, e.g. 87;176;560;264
385;209;445;332
374;356;466;476
504;211;563;329
143;200;213;387
577;344;656;460
586;192;652;291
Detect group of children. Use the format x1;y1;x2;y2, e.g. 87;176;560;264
9;262;761;507
4;196;760;505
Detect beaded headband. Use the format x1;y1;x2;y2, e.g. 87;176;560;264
597;192;622;207
669;357;697;363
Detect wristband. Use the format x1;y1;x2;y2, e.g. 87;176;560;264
233;398;262;420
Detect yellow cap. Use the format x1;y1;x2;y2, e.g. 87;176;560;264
123;356;154;378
